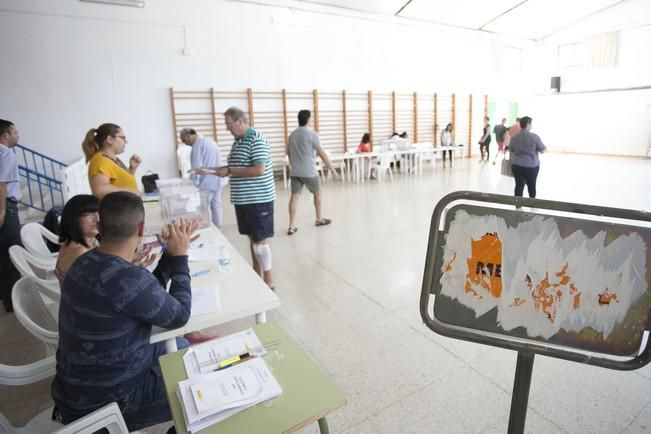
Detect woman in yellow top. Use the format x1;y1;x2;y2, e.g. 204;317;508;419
82;123;142;199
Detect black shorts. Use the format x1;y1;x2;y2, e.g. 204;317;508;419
234;201;274;242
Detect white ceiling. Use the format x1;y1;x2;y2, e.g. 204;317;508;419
295;0;644;41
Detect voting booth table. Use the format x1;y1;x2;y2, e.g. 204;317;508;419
420;191;651;433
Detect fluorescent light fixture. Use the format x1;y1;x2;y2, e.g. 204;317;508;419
80;0;146;7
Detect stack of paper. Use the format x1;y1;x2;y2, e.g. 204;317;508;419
178;329;282;433
177;357;282;432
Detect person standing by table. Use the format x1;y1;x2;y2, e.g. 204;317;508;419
478;117;491;163
509;116;546;198
286;109;335;235
52;192;195;432
180;128;227;229
193;107;276;289
440;123;455;168
0;119;22;312
82;123;142;199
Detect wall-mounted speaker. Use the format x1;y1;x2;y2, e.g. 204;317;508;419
551;76;561;93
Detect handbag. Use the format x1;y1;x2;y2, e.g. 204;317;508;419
141;172;160;193
500;157;513;177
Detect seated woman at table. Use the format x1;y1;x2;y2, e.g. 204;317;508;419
82;123;143;199
357;133;372;153
440;123;455;168
54;195;100;282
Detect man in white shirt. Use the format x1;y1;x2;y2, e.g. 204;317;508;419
180;129;227;228
0;119;22;312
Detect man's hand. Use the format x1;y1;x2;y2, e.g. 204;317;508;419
133;245;157;268
214;166;230;177
329;168;340;180
158;218;201;256
129;154;142;172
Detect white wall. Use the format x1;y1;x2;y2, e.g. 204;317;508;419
0;0;526;179
520;0;651;157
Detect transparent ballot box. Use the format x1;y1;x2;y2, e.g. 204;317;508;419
156;178;211;229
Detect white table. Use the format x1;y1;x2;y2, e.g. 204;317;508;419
144;202;281;353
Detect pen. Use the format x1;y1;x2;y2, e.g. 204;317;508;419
159;239;168;255
191;269;210;278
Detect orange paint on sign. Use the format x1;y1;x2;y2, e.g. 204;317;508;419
464;232;503;299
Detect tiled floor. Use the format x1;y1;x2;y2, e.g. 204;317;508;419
1;153;650;433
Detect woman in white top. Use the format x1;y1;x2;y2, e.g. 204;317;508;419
440;123;455;168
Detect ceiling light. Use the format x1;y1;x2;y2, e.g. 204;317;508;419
80;0;146;8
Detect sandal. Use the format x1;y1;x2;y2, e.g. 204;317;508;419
287;227;298;235
315;218;332;227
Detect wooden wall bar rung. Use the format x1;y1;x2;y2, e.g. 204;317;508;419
172;87;486;174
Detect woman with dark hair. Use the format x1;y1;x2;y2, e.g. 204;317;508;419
54;195;100;282
357;133;372;153
82;123;142;199
440;123;455;168
54;195;156;282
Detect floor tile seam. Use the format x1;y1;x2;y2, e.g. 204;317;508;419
619;398;651;433
407;324;472;365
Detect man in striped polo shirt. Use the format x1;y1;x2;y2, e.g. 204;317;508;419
194;107;275;288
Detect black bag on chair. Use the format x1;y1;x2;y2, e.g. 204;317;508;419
141;172;160;193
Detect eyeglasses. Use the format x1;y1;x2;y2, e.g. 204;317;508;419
112;134;127;141
80;212;99;220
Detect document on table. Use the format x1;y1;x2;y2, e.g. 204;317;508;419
177;357;282;433
188;246;221;262
190;283;220;317
182;328;267;378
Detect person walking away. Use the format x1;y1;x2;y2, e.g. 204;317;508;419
509;116;546;198
478;117;491;163
286;109;336;235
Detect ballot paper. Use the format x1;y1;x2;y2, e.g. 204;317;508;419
177;357;282;433
183;329;267;378
188;246;221;262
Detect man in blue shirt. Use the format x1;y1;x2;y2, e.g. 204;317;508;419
180;128;227;228
52;192;195;431
0;119;22;312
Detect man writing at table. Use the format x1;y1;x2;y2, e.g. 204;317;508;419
52;192;197;432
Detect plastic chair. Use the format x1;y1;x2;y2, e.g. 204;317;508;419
51;402;129;434
12;276;59;356
21;222;59;259
368;152;394;183
9;245;60;294
0;356;60;433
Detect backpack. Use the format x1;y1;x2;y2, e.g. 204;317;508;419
42;206;63;252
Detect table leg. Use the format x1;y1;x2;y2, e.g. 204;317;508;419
318;417;330;434
255;311;267;324
165;338;178;353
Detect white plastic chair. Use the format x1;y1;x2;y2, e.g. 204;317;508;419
0;356;60;433
368;152;394;183
51;402;129;434
21;222;59;259
9;245;60;293
12;276;59;357
0;401;128;434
